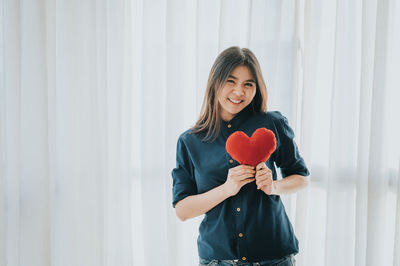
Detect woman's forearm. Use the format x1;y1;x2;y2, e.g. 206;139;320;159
175;184;230;221
273;174;309;195
175;175;309;221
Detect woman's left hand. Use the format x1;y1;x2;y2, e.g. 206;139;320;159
255;162;277;195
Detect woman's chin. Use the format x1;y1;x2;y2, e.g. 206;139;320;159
226;108;242;116
228;104;245;112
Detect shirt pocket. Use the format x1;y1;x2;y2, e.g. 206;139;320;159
194;149;230;193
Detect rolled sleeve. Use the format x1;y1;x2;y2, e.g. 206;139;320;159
171;136;197;208
273;112;310;178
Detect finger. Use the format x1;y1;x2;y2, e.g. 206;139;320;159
255;169;272;179
256;163;273;174
255;169;272;180
257;179;273;189
230;170;255;181
255;169;268;176
255;177;264;186
232;166;255;174
238;173;257;181
256;162;267;171
255;175;269;186
239;168;256;176
255;171;266;181
232;165;254;175
256;169;272;178
240;178;255;186
238;164;256;170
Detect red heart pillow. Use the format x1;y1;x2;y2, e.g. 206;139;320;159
226;128;277;167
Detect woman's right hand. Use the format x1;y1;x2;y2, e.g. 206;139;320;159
222;164;256;197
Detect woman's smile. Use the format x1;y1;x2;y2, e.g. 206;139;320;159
228;98;244;105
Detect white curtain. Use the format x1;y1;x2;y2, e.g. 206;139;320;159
0;1;399;266
302;0;400;265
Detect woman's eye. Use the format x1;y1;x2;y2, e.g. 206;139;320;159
245;83;254;87
227;80;235;83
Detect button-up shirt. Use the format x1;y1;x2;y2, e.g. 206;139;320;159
171;105;310;262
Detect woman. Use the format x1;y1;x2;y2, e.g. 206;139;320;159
171;46;310;266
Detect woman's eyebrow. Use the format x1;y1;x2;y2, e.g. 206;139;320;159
228;75;256;83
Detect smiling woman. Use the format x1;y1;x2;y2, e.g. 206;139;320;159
171;46;309;265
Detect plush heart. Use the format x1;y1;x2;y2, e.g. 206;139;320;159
225;128;277;167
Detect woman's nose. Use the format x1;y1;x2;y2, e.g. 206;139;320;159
233;86;244;96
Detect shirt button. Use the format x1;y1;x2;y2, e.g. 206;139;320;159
227;124;232;128
236;207;241;212
242;257;247;261
229;159;233;163
239;233;243;237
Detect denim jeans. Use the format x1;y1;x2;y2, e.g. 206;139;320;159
198;254;296;266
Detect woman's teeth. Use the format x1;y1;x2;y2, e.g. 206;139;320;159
229;98;243;104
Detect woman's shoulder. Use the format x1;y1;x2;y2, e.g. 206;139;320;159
176;128;192;142
176;127;201;144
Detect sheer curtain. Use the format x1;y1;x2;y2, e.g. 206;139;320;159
0;1;399;266
302;0;400;265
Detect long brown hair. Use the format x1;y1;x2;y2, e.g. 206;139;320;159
191;46;268;142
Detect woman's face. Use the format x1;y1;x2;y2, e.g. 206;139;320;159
217;65;257;121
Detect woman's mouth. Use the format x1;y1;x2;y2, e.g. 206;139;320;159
228;98;243;105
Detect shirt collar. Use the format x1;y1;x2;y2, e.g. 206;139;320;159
220;104;254;130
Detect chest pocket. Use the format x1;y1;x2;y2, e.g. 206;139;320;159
194;147;230;193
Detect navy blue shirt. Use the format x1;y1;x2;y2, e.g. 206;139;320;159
171;105;310;263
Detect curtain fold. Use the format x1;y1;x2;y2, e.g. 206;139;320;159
0;0;399;266
303;0;400;266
